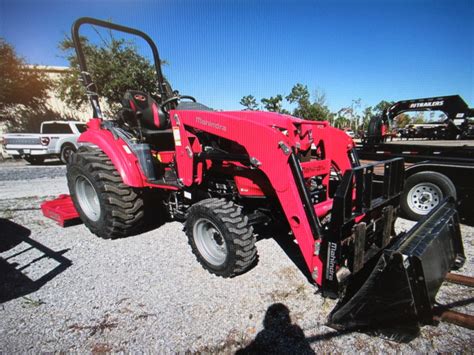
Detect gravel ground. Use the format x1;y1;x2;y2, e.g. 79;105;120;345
0;160;473;353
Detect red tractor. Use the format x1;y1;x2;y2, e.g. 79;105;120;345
48;17;466;334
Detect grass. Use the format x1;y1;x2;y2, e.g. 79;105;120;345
22;296;45;308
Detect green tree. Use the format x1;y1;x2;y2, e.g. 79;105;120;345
361;106;374;129
286;84;332;121
334;110;350;129
57;33;161;116
239;95;258;110
373;100;394;116
0;38;51;122
337;98;362;131
394;113;410;128
412;112;425;124
335;107;352;129
261;95;284;113
286;83;311;112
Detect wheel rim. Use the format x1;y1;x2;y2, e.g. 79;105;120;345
193;218;228;266
75;175;101;221
407;182;442;216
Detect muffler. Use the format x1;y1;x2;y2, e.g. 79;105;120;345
328;197;465;336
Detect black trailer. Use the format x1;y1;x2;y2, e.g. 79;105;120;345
366;95;474;144
359;95;474;224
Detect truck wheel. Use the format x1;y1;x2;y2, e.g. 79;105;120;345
60;144;76;164
67;146;145;239
185;198;257;277
401;171;456;221
24;156;44;165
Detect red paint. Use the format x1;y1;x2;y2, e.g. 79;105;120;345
79;120;146;187
314;199;333;218
78;119;178;190
74;111;359;286
156;151;174;164
234;176;265;197
169;109;356;285
41;195;80;227
129;99;136;112
152;102;160;128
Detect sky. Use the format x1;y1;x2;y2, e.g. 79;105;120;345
0;0;473;113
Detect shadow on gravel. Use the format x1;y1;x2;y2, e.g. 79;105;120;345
24;159;64;166
0;218;72;303
255;224;313;284
236;303;417;354
237;303;315;355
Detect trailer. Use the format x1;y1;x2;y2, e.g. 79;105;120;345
365;95;474;144
359;96;474;223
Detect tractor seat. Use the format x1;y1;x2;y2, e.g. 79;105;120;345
122;90;169;131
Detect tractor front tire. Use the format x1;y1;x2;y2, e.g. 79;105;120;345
185;198;257;277
67;146;145;239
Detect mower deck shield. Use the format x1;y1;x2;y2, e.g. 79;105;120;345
41;194;80;227
327;197;465;333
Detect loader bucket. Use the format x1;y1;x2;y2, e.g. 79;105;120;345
327;197;465;338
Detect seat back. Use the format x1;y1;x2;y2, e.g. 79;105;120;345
122;90;169;130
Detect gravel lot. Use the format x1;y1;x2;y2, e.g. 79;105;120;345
1;159;473;353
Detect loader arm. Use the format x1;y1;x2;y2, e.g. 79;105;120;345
170;109;330;285
169;109;395;292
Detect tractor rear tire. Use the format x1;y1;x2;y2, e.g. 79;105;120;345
67;146;145;239
185;198;257;277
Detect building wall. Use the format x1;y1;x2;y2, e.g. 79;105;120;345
30;65;92;121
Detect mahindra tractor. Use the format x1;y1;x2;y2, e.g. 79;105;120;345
43;18;467;334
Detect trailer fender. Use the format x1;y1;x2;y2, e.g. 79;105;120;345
78;120;145;187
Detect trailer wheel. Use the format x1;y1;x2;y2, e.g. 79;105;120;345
24;156;44;165
401;171;456;221
60;144;76;164
67;146;145;239
185;198;257;277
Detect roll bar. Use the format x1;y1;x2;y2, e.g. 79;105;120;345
71;17;167;119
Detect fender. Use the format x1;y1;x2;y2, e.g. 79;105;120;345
55;136;79;154
78;119;146;187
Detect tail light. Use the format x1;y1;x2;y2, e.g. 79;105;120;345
0;136;4;145
41;137;50;146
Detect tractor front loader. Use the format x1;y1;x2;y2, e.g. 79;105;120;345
42;17;466;335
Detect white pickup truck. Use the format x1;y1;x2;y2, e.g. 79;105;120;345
2;121;87;164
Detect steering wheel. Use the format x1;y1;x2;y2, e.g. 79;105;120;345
161;95;196;112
